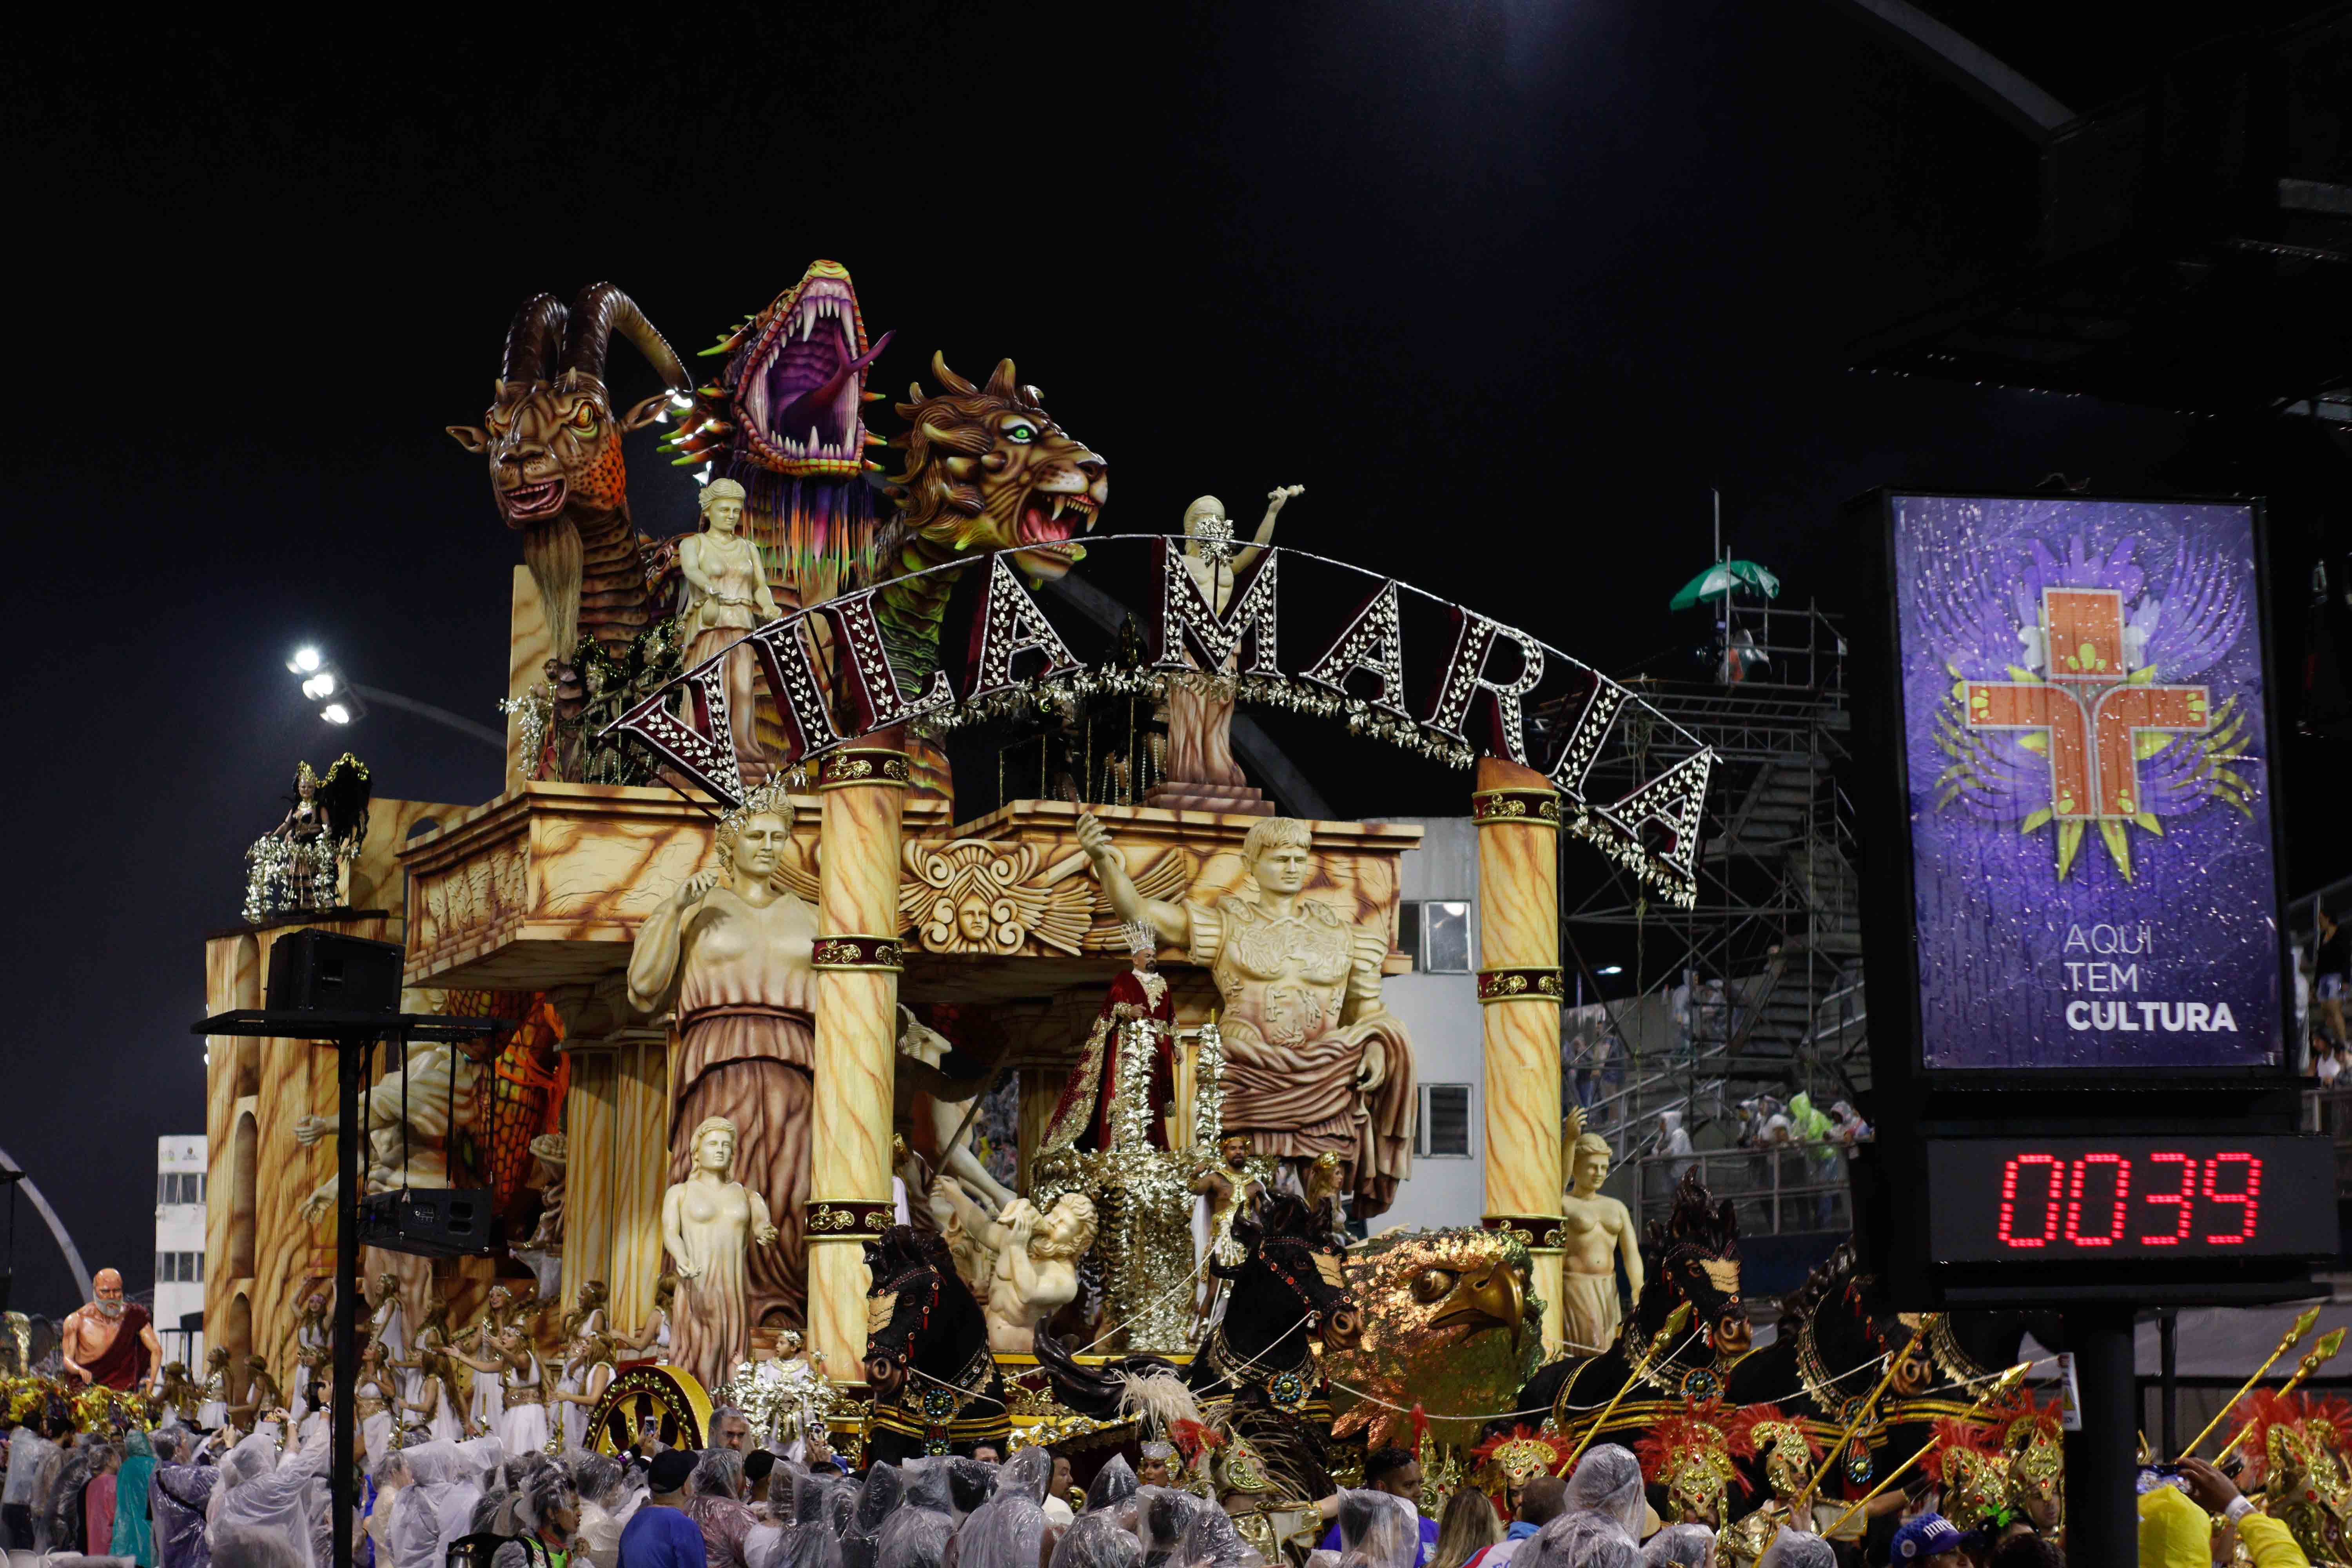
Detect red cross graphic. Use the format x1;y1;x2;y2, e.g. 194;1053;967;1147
1961;588;2212;819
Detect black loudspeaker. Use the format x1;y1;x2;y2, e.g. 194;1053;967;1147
265;930;402;1015
357;1189;500;1258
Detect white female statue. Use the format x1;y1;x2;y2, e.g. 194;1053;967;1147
662;1114;779;1392
678;477;783;786
628;781;817;1333
1161;486;1301;794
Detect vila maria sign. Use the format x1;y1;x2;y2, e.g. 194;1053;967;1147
605;536;1715;906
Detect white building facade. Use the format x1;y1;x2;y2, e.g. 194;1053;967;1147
154;1135;207;1366
1368;817;1491;1236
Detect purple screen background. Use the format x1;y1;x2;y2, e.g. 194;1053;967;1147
1891;494;2282;1070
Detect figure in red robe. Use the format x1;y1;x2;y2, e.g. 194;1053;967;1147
1041;923;1177;1154
60;1269;162;1392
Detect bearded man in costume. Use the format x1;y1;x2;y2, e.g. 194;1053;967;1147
60;1269;163;1392
1076;811;1415;1215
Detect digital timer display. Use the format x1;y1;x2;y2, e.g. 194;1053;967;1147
1925;1135;2336;1263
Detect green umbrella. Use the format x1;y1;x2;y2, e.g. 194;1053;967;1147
1668;558;1780;611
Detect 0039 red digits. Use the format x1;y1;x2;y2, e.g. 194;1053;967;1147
2143;1151;2196;1245
2062;1152;2131;1246
2200;1152;2262;1245
1993;1151;2264;1250
1996;1154;2064;1248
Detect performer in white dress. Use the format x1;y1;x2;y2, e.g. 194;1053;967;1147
197;1346;232;1429
550;1333;615;1455
456;1325;548;1456
463;1295;511;1437
355;1340;397;1474
497;1332;550;1457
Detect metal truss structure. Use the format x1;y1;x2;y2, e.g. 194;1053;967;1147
1554;600;1866;1187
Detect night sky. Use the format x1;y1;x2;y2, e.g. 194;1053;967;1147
2;2;2343;1316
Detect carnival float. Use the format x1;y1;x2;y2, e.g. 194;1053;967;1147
163;265;2349;1566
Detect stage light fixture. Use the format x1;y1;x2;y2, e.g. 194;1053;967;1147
1597;964;1624;976
322;703;352;725
290;646;323;674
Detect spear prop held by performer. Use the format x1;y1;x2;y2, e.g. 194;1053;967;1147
2181;1304;2320;1458
2214;1326;2346;1467
1821;1361;2035;1540
1792;1316;1936;1519
1565;1302;1691;1465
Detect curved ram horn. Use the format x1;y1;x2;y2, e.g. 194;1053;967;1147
562;282;691;394
501;294;567;389
984;358;1020;400
929;352;977;396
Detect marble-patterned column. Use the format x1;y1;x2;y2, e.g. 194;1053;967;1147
806;745;911;1379
554;973;671;1337
1473;757;1568;1354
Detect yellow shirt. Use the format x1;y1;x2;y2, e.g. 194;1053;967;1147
2139;1486;2311;1568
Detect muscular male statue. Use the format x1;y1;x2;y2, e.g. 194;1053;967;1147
60;1268;163;1392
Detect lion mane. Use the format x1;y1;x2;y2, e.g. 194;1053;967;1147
877;352;1053;561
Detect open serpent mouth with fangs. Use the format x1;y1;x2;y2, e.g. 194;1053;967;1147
501;476;565;522
737;273;891;475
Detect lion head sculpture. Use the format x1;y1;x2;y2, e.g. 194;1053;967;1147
882;352;1106;580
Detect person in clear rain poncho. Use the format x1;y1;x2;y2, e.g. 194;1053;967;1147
1134;1488;1214;1568
207;1425;334;1568
840;1461;903;1568
1523;1514;1635;1568
686;1448;760;1568
367;1447;416;1568
1755;1531;1834;1568
573;1451;647;1568
154;1436;222;1568
496;1459;581;1568
995;1448;1052;1506
769;1469;846;1568
1638;1524;1714;1567
1172;1501;1259;1568
875;1461;955;1568
944;1459;995;1523
1081;1458;1136;1515
1336;1491;1419;1568
1563;1446;1648;1541
390;1437;506;1568
1049;1510;1140;1568
210;1519;309;1568
955;1488;1045;1568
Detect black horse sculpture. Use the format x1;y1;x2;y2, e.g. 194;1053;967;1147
862;1224;1011;1461
1724;1240;2062;1488
1036;1191;1361;1496
1519;1169;1755;1438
